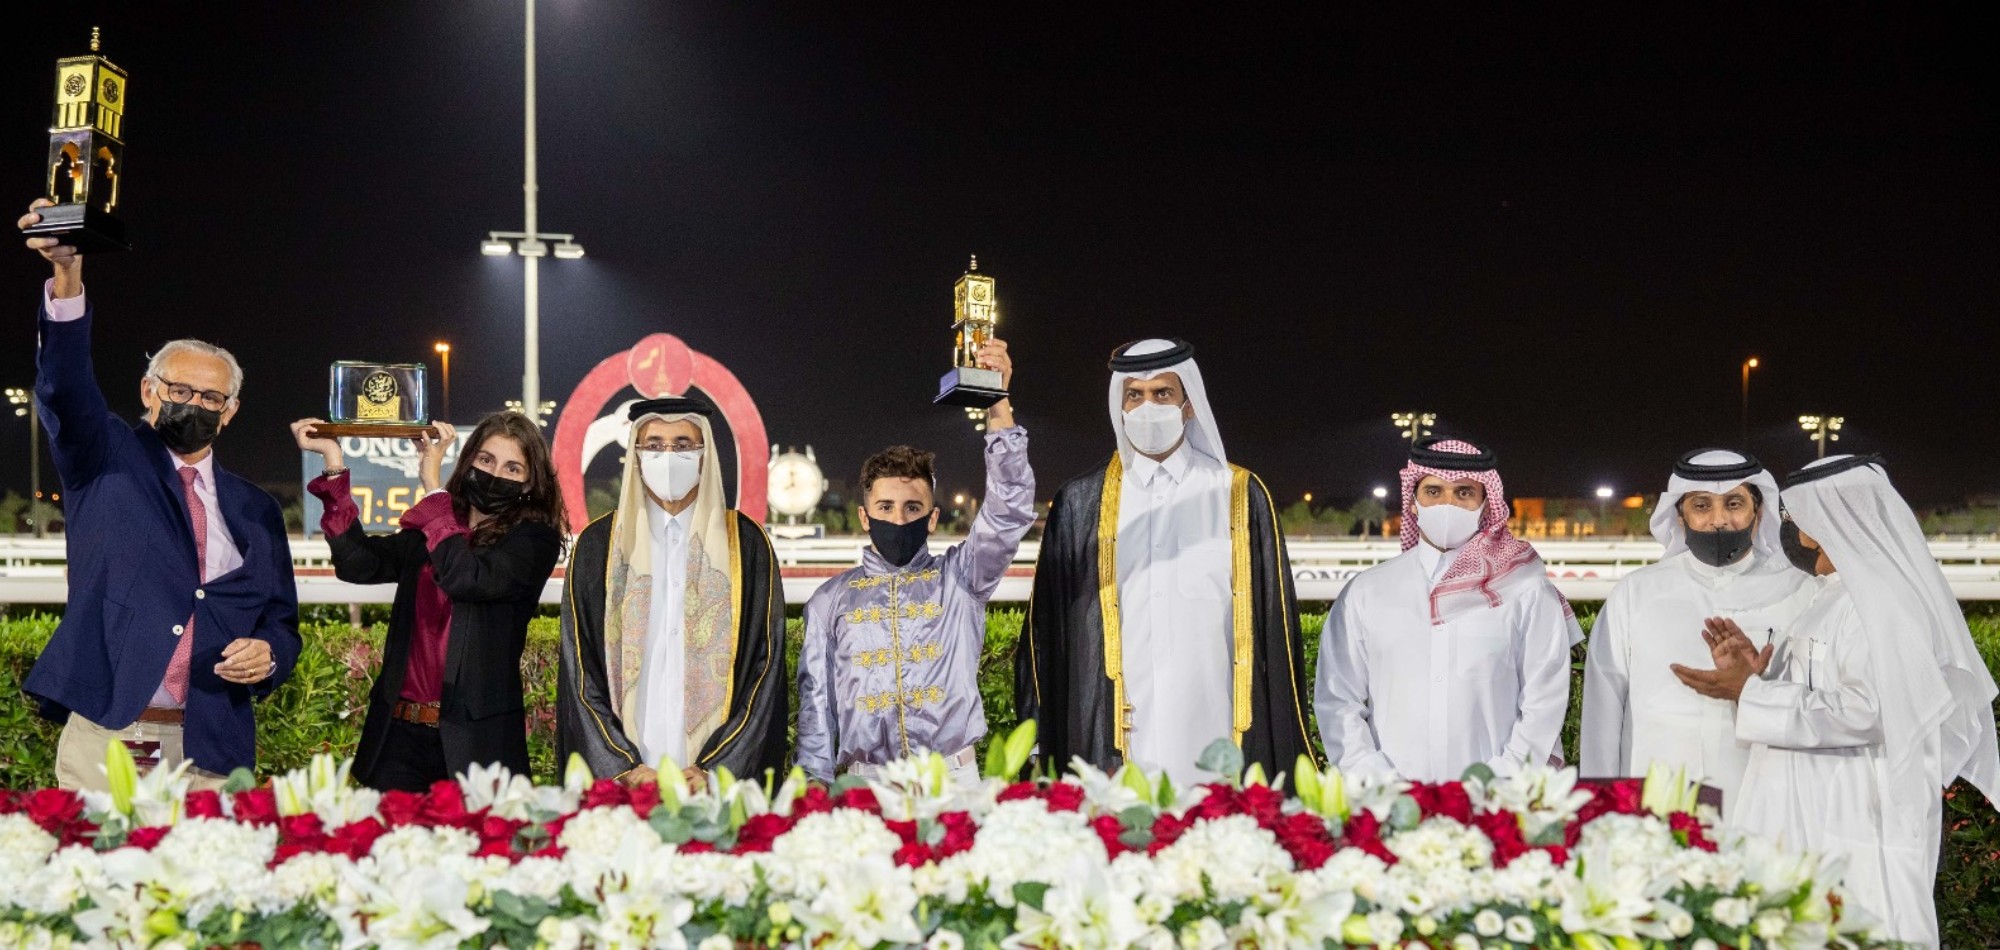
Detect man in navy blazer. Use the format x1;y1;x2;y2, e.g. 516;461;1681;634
20;198;300;790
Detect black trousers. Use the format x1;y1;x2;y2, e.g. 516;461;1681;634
366;719;452;792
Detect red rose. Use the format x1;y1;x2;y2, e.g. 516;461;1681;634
582;778;629;811
1091;814;1129;856
1189;785;1240;820
328;818;386;859
1668;811;1717;852
421;782;471;827
996;782;1042;803
1354;836;1398;865
835;787;881;814
936;812;977;855
1342;810;1382;843
279;813;327;844
1606;780;1644;814
378;790;424;826
124;825;169;851
794;786;833;815
883;818;920;844
733;813;792;854
1274;813;1338;870
1432;784;1474;824
893;841;933;867
1239;784;1284;826
1044;783;1086;812
1472;811;1527;867
1538;843;1569;866
24;788;83;829
232;788;279;826
626;782;661;817
1148;812;1193;855
183;790;224;819
474;837;516;859
678;839;716;854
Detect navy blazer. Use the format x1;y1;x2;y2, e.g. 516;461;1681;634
23;304;301;774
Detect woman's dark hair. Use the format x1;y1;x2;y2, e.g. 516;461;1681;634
443;411;569;548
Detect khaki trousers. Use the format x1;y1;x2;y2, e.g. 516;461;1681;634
54;712;230;793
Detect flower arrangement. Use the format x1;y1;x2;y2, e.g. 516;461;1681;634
0;726;1885;949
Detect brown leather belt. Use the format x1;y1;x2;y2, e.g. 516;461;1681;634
136;707;184;725
391;701;442;726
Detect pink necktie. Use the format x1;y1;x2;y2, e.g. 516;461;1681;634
163;467;207;704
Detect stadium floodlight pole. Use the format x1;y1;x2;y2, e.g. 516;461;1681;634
6;388;40;537
1798;414;1844;459
479;0;585;428
1390;412;1436;442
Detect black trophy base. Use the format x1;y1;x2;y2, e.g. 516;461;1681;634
934;366;1007;409
307;422;440;440
21;202;130;253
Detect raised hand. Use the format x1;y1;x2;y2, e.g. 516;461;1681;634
976;337;1013;389
415;421;457;493
1671;616;1773;701
20;198;81;294
290;418;344;469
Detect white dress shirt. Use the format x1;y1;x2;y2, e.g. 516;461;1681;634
1116;445;1234;785
633;503;695;765
1580;551;1814;809
1317;547;1576;782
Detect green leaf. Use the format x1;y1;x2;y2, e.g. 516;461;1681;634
1389;793;1421;831
222;767;258;795
833;773;872;794
1460;761;1496;786
1012;881;1051;911
1195;738;1243;780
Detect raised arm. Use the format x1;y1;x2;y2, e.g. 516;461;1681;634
1734;615;1882;750
955;426;1035;601
24;199;115;487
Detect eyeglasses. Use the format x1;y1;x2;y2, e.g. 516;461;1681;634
635;439;704;455
152;376;230;411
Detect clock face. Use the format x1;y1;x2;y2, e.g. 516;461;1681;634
767;452;824;516
63;74;86;97
100;77;120;105
971;282;990;302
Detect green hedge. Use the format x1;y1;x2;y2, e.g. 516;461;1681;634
4;608;2000;945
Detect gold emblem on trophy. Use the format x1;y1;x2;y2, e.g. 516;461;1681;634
933;256;1008;408
307;361;437;439
20;28;131;252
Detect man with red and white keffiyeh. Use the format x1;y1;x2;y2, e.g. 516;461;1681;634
1315;437;1583;782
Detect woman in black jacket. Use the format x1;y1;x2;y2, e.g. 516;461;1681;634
292;411;567;791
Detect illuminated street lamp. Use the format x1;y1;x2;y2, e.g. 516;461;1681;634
1595;485;1614;530
1390;412;1436;441
433;341;452;422
1799;414;1844;459
1739;357;1759;447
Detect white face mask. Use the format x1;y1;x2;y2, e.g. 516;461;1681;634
1123;401;1187;457
640;449;702;504
1416;501;1482;550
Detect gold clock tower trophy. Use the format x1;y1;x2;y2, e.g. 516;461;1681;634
933;256;1008;408
307;362;439;440
21;28;131;252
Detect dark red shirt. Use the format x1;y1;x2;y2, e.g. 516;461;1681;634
307;472;466;704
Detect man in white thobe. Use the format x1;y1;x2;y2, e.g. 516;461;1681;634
1317;437;1582;783
1580;450;1816;813
1019;339;1314;787
1674;454;2000;947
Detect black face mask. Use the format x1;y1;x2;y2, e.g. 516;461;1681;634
868;512;934;567
1686;524;1755;567
460;466;530;515
152;400;223;455
1779;519;1823;575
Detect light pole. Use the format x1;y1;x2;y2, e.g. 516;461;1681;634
481;0;586;425
6;387;40;537
1799;414;1844;459
505;398;559;428
1595;485;1613;535
1739;357;1759;447
434;341;452;422
1390;412;1436;442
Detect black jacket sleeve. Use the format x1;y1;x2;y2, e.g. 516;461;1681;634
555;520;645;779
695;515;789;779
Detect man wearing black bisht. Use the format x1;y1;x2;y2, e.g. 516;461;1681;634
557;396;787;786
1016;339;1314;785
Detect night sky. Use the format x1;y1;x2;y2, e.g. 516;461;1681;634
3;4;1993;512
